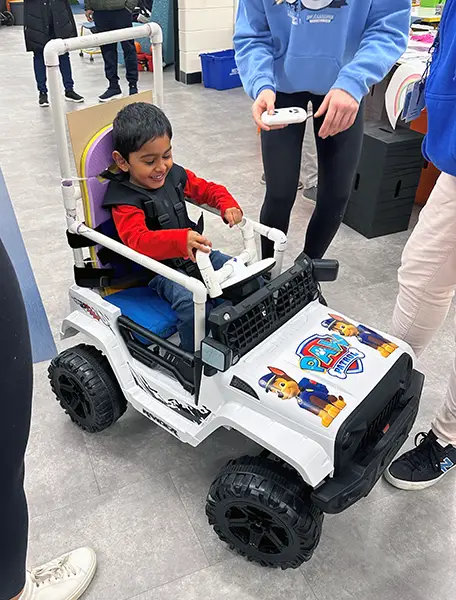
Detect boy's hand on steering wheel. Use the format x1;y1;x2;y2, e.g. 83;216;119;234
224;207;243;228
314;89;359;139
187;231;212;262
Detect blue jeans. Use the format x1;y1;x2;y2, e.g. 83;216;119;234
33;50;74;94
149;251;230;352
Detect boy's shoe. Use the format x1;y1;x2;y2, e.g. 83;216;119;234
65;89;85;103
129;85;139;96
260;173;303;190
39;93;49;107
20;547;97;600
303;185;317;202
98;87;123;103
384;430;456;490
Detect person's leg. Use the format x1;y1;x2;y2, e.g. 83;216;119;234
260;92;308;258
304;97;364;259
116;9;138;88
392;174;456;356
149;275;197;352
58;52;75;91
0;240;97;600
209;250;231;270
392;173;456;441
32;50;47;93
384;173;456;490
149;253;231;351
93;11;121;89
58;53;84;102
0;239;32;600
302;102;318;197
121;39;139;88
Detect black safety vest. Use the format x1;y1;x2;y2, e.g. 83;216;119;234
101;165;204;279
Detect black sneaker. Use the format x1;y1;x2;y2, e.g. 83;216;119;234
39;92;49;107
129;85;138;96
385;430;456;490
65;89;84;103
98;87;123;103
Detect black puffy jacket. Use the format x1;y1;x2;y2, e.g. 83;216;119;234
24;0;77;52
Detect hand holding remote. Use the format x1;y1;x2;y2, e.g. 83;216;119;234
261;107;308;128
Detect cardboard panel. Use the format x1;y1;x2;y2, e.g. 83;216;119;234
66;90;153;176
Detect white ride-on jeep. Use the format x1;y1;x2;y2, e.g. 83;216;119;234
44;25;424;569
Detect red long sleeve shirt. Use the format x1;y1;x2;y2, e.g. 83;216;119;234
112;169;241;261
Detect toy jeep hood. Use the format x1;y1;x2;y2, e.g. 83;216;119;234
231;301;414;436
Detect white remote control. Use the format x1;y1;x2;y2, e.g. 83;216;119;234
261;107;307;127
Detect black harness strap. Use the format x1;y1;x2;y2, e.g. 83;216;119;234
97;166;206;281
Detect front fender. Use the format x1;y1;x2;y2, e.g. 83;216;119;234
201;402;334;488
61;311;135;392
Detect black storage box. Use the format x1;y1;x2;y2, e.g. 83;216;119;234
10;1;24;25
343;122;424;239
364;68;396;123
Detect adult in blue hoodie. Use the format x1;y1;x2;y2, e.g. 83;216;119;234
234;0;411;259
385;0;456;492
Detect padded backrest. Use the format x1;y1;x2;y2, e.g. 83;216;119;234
80;125;114;255
79;125;149;293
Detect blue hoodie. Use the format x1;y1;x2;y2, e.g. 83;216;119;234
423;0;456;176
234;0;411;103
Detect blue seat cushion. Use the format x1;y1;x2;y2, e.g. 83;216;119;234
106;286;178;339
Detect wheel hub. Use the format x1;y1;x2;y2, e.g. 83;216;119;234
57;374;92;423
225;504;290;555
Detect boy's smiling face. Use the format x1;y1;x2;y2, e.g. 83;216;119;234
113;135;173;190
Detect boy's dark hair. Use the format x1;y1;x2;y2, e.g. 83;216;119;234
112;102;173;159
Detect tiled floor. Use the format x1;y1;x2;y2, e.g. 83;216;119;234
1;20;456;600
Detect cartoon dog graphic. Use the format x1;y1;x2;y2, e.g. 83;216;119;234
259;367;346;427
321;315;398;358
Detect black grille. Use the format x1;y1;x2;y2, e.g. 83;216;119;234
356;388;405;459
230;376;259;399
334;353;413;474
209;255;319;357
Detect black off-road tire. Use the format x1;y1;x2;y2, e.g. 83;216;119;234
49;344;127;432
206;455;324;569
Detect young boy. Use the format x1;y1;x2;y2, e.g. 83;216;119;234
102;102;243;352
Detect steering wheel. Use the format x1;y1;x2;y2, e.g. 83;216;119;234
195;218;277;299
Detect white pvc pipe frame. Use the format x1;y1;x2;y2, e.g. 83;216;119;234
45;24;287;353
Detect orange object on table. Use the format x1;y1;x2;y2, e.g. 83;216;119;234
411;109;441;206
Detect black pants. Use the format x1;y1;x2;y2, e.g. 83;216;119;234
261;91;364;259
0;240;33;600
33;50;74;94
93;9;138;88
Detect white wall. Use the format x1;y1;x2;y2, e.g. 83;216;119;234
178;0;237;77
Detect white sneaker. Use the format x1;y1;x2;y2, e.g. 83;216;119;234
21;547;97;600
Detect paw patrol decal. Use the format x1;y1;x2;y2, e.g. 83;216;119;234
321;315;398;358
259;367;346;428
296;334;364;379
